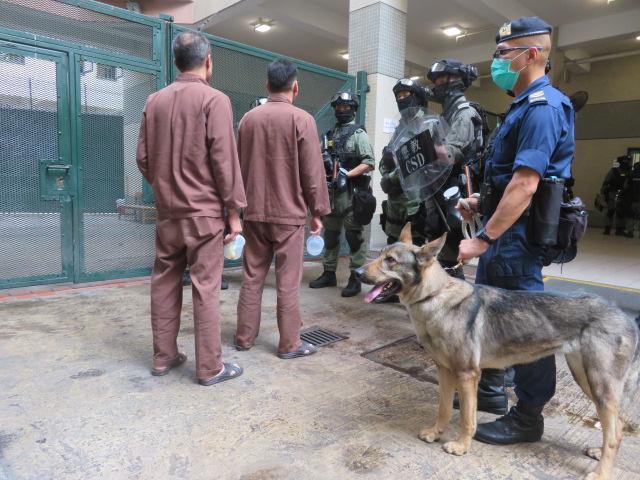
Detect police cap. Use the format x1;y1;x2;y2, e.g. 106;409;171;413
496;17;552;43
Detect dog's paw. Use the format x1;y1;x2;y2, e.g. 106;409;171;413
442;440;468;456
418;426;441;443
584;447;602;461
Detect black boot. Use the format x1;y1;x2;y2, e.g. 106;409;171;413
341;270;362;297
182;271;192;286
603;226;611;235
474;404;544;445
453;368;508;415
221;277;229;290
309;271;337;289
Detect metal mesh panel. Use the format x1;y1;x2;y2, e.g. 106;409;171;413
201;37;353;130
0;0;154;60
0;52;63;281
79;62;156;275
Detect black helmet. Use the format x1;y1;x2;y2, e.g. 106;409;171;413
393;78;427;106
426;59;478;88
249;97;268;109
330;91;359;110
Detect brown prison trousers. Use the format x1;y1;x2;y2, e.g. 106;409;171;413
151;216;225;380
236;221;304;353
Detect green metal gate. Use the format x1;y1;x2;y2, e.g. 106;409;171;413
0;0;365;289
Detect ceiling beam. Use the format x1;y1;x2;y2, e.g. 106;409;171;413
557;8;640;48
193;0;269;29
435;40;496;67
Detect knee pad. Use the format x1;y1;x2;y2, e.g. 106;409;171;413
345;229;363;252
324;229;340;249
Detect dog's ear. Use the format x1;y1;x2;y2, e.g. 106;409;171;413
399;222;413;245
417;233;447;262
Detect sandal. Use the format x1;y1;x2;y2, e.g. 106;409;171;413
234;339;252;351
277;341;318;359
198;363;244;386
151;353;187;376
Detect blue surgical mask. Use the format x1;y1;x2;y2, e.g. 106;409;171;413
491;50;528;92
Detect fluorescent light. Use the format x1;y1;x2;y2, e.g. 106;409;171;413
254;23;271;33
341;52;349;60
251;18;273;33
409;75;420;81
442;25;463;37
636;34;640;41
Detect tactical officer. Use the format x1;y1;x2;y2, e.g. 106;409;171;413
379;78;429;248
309;92;375;297
601;155;633;236
423;58;484;278
626;159;640;237
457;17;575;445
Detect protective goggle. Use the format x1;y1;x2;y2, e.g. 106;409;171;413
492;46;542;59
397;78;417;86
331;92;355;103
429;62;448;73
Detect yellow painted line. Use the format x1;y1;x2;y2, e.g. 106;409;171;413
543;275;640;294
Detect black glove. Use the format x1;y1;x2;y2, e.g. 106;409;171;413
381;146;395;171
380;173;404;196
322;152;333;176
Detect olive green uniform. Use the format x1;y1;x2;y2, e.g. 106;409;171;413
380;110;425;244
322;120;375;271
437;95;482;264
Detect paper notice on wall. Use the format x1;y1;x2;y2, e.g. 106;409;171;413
383;118;399;134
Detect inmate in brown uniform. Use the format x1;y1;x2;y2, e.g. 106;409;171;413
136;34;246;384
235;66;330;356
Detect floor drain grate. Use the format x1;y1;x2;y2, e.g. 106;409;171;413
300;327;348;347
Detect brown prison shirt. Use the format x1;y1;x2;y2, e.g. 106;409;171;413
136;73;246;219
237;93;330;225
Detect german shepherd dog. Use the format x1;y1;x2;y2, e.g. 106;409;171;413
356;224;640;480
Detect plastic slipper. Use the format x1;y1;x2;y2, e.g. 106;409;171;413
198;363;244;386
277;341;318;359
151;352;187;376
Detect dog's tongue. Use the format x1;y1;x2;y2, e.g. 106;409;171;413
364;284;386;304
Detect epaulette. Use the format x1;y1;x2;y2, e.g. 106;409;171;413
457;102;471;110
528;90;547;104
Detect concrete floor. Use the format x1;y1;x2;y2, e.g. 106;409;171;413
1;262;640;480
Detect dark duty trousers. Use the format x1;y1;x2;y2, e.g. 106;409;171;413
476;241;557;408
236;221;305;354
151;216;225;380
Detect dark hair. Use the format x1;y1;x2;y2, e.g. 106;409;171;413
267;58;298;93
173;31;211;72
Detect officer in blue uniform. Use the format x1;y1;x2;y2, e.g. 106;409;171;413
457;17;575;445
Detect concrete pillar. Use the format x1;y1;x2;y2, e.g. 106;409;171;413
348;0;406;250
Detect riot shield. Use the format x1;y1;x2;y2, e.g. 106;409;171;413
388;107;452;201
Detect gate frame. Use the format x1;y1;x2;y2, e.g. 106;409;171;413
0;0;368;287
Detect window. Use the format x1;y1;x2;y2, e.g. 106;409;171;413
97;64;121;81
0;53;25;65
80;61;94;75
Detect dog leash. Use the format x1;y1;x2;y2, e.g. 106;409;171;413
444;261;465;274
458;193;484;240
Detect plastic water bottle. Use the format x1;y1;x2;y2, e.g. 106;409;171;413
223;234;246;260
306;235;324;256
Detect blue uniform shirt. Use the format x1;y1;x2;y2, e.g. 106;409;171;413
477;75;575;291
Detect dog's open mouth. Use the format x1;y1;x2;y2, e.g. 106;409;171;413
364;280;401;304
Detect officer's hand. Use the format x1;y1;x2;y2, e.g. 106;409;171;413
456;195;479;221
457;238;488;263
310;216;323;236
381;147;395;170
224;209;243;245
